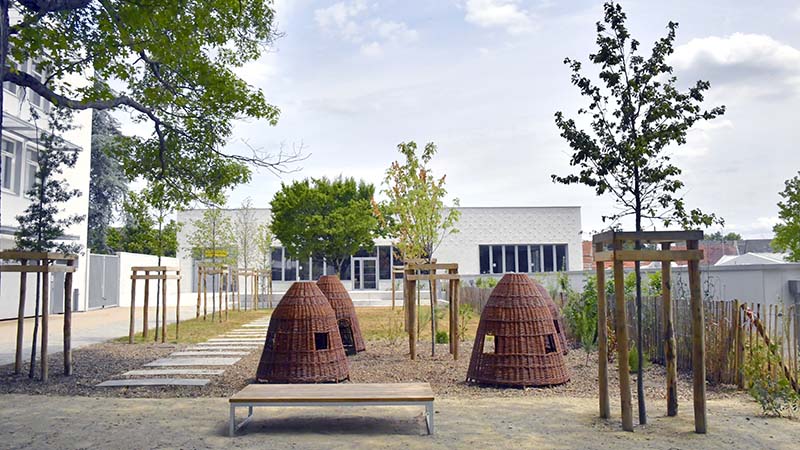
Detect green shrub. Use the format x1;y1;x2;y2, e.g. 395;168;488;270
744;342;800;418
435;331;449;344
563;276;598;364
458;303;474;341
475;276;498;289
627;347;650;373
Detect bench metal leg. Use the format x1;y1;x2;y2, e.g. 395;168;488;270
229;405;236;437
230;404;255;437
425;402;434;435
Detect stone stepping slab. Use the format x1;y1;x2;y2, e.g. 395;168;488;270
189;346;259;351
171;351;249;356
145;357;241;367
224;332;266;336
207;338;263;342
97;378;210;387
122;369;224;376
191;343;260;347
242;324;270;328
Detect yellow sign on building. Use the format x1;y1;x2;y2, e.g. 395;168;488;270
204;249;228;258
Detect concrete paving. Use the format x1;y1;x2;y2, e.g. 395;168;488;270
170;351;249;356
97;378;209;387
145;357;241;367
0;305;197;366
188;346;260;351
123;369;224;376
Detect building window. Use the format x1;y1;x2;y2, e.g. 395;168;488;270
378;246;392;280
3;57;22;96
271;247;283;281
23;148;38;195
298;257;310;281
284;256;298;281
2;138;20;194
478;244;569;274
339;258;351;280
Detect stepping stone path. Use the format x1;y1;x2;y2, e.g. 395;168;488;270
97;316;270;388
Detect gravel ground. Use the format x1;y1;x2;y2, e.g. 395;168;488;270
0;338;742;403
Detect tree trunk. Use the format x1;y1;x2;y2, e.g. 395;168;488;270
634;170;646;426
29;271;40;378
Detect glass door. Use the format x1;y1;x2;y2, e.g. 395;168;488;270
352;257;378;290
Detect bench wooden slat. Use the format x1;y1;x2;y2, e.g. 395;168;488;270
229;383;434;404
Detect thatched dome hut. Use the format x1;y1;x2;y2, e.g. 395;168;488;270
466;273;570;387
317;275;366;355
533;281;569;355
256;282;349;383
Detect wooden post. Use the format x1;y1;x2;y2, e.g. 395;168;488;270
41;263;50;382
662;242;678;417
613;252;633;432
176;273;181;342
595;247;610;419
196;267;201;318
218;271;223;323
737;302;745;388
129;270;137;344
224;271;229;321
203;269;208;320
430;277;436;357
64;260;74;375
453;275;460;361
687;239;707;434
161;271;167;343
244;272;248;311
143;271;150;337
391;269;396;310
15;260;28;374
406;268;417;360
448;271;455;356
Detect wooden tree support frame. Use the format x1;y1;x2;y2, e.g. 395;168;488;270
403;262;460;361
390;265;404;310
1;251;78;382
195;264;230;323
593;230;706;434
128;266;182;344
255;268;274;308
233;268;258;311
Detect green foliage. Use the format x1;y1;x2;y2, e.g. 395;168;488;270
380;308;406;344
628;346;650;373
186;207;235;266
458;303;474;341
552;2;725;230
475;276;498;289
706;231;742;241
381;141;460;261
564;276;599;362
744;342;800;417
235;197;258;269
646;271;662;297
88;109;128;254
254;221;273;272
772;172;800;262
435;331;449;344
107;192;179;257
270;176;378;272
2;1;297;205
15;108;83;254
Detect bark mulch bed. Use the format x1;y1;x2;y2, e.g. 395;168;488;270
0;339;743;401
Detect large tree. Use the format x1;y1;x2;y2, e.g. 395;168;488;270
88;109;128;254
772;172;800;262
0;0;302;230
552;2;725;425
271;176;379;273
381;141;460;263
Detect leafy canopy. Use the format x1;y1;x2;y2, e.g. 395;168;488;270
186;207;236;265
235;197;258;269
270;176;379;271
381;141;460;261
88;109;128;254
772;172;800;262
2;0;300;205
552;2;725;230
107;191;179;257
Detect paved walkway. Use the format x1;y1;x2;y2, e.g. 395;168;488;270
97;317;270;387
0;305;196;366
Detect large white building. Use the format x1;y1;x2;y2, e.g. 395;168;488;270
176;206;582;292
0;59;92;320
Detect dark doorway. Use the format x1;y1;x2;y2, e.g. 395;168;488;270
338;319;357;355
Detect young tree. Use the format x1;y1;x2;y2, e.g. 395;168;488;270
772;172;800;262
381;141;460;263
88;109;128;254
14;107;84;378
234;197;258;307
186;206;234;320
271;177;378;273
552;2;725;424
254;221;273;305
0;0;302;229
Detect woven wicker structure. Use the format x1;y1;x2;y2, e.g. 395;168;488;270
317;275;366;355
466;273;570;387
256;282;349;383
533;281;569;355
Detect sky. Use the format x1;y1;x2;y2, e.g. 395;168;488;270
127;0;800;239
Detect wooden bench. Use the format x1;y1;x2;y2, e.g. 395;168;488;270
228;383;435;436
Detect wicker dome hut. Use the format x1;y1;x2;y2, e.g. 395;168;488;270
256;282;349;383
466;273;570;387
317;275;366;355
533;281;569;355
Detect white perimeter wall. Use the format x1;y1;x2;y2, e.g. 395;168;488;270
116;252;179;307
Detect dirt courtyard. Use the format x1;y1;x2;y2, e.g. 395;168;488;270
1;394;797;449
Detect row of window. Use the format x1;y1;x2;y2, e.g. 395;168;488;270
269;245;401;282
3;58;50;112
2;137;39;195
479;244;569;274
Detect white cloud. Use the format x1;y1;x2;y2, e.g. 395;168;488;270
671;33;800;98
679;119;734;158
793;6;800;21
464;0;535;34
313;1;417;54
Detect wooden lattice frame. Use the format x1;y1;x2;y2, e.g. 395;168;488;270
593;230;706;434
403;261;460;360
1;250;78;382
195;263;229;322
128;266;182;343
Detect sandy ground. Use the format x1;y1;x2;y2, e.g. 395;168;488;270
0;394;797;449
